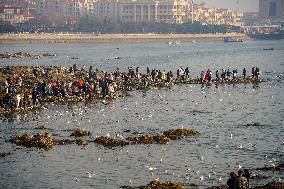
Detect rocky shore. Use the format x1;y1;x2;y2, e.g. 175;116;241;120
0;64;264;115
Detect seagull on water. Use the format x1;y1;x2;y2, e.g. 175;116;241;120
75;177;79;183
237;144;243;149
86;172;95;178
146;166;157;171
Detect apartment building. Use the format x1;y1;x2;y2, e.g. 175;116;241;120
36;0;62;16
191;3;243;26
62;0;95;24
29;0;244;26
0;6;24;24
222;9;243;26
94;0;120;22
118;0;188;24
0;0;34;24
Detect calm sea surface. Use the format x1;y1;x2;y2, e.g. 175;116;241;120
0;40;283;189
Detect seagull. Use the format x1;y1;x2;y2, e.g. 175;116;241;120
230;134;233;139
200;176;204;180
116;134;124;140
239;164;242;169
237;144;243;149
271;164;276;168
75;177;79;183
86;172;94;178
146;166;156;171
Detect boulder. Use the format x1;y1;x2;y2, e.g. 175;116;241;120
70;128;91;137
0;152;12;158
9;133;55;150
95;136;129;148
163;128;200;140
127;135;154;144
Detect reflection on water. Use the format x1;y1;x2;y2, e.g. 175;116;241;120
0;40;284;189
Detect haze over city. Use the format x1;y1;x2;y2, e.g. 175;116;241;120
195;0;259;12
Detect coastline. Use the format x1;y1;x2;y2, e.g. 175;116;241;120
0;33;248;43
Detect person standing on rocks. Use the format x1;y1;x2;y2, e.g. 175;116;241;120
227;172;237;189
200;71;204;83
147;67;150;75
136;67;139;77
255;67;260;78
243;169;250;189
252;67;255;78
216;70;220;81
243;68;246;78
161;70;166;80
185;67;189;79
235;170;248;189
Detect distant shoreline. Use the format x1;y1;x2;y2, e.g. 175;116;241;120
0;33;248;43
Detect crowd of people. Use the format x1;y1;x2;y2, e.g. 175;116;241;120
227;169;250;189
0;65;261;111
199;67;260;83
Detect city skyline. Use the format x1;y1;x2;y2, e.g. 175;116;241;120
195;0;259;12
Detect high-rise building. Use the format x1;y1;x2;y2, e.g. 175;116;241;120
259;0;284;17
277;0;284;17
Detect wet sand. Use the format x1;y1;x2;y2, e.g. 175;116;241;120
0;33;248;43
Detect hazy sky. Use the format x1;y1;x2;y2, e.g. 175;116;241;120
194;0;259;12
